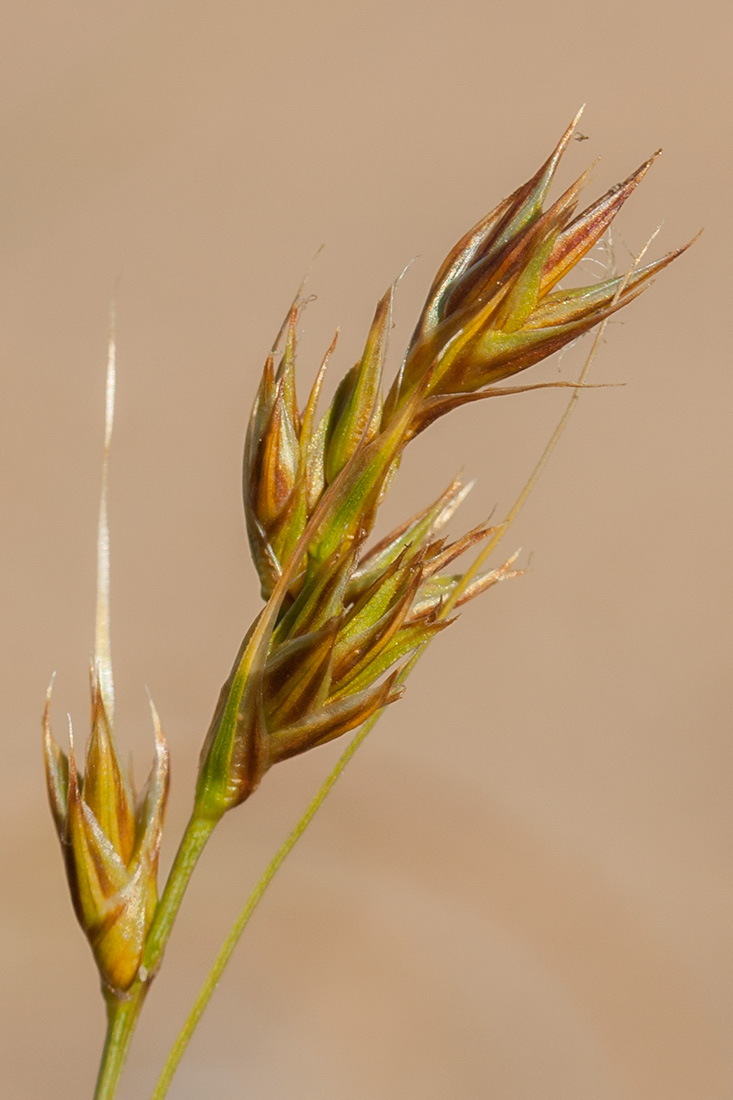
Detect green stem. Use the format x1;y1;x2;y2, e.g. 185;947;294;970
149;712;387;1100
143;813;217;976
92;812;217;1100
93;987;146;1100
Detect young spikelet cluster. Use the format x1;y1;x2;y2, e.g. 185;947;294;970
195;112;689;823
43;671;169;993
43;336;170;996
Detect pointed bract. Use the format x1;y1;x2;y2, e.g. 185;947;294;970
324;286;392;484
83;667;135;866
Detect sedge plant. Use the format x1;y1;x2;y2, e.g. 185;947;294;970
42;110;691;1099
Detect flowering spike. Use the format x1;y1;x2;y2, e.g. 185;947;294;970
419;164;597;401
385;135;694;445
198;122;689;825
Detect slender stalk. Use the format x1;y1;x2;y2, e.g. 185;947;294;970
143;813;217;976
92;812;217;1099
92;987;146;1100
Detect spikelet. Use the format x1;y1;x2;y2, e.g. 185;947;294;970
43;675;169;994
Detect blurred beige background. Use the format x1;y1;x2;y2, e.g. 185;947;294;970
1;2;730;1098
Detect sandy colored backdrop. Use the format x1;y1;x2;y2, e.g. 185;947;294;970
1;3;730;1099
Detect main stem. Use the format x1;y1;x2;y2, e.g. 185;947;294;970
92;812;217;1100
93;987;147;1100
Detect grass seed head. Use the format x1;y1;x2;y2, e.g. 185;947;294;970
197;114;689;820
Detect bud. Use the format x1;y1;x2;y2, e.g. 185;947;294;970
43;669;169;994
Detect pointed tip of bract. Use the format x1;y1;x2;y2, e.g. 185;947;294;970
136;689;170;861
42;682;70;835
572;102;586;127
432;477;475;532
552;105;586;163
145;689;171;779
42;676;57;746
324;284;392;484
66;723;80;797
451;549;525;610
670;227;703;258
526;109;591;217
538;152;659;297
617;149;662;194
